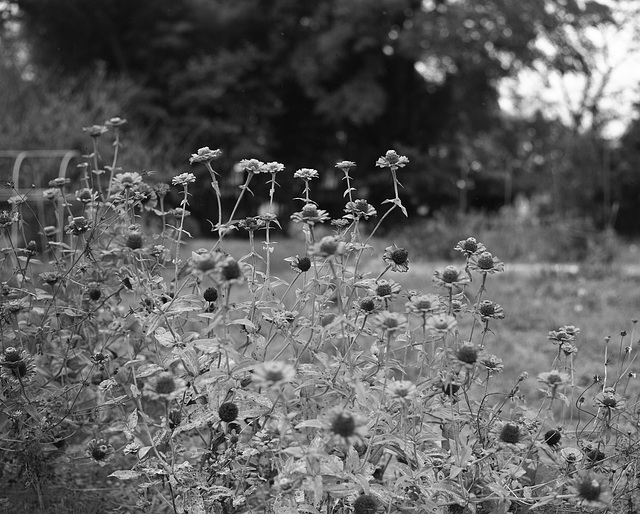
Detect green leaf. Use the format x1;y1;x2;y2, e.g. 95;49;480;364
135;363;165;378
109;470;142;480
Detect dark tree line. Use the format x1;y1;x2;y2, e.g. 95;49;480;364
2;0;639;233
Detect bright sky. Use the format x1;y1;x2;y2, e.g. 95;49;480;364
498;3;640;139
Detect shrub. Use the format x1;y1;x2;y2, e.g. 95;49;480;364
0;128;638;513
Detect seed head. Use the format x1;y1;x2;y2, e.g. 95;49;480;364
155;373;176;395
383;244;409;272
442;266;459;283
577;478;602;502
456;343;478;365
462;238;478;253
125;232;143;249
4;347;21;363
218;402;239;422
499;423;521;444
294;256;311;272
544;429;562;447
220;258;242;281
204;287;219;302
331;412;356;438
353;494;379;514
88;286;102;301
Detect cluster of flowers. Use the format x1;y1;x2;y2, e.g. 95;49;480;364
0;125;633;513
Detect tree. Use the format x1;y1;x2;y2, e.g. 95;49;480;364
3;0;617;227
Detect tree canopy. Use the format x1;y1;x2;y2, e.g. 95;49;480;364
4;0;636;232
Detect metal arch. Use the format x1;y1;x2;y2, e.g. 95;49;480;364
0;150;82;246
0;149;81;186
59;150;79;178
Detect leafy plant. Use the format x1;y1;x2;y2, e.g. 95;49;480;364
0;122;638;513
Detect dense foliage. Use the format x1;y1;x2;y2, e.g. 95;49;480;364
3;0;638;234
0;123;639;512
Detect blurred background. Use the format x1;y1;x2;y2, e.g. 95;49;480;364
1;0;639;261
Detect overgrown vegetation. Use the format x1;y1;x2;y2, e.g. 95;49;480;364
0;123;638;513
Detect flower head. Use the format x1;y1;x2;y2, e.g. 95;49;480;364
75;188;95;203
478;300;505;321
560;447;583;465
87;283;102;301
154;373;177;395
43;226;58;238
125;230;144;250
293;168;319;180
468;251;504;274
190;249;222;273
285;255;312;273
290;203;330;225
85;438;114;466
454;342;480;369
49;177;71;188
372;311;407;333
537;370;570;393
544;429;562;448
353;494;379;514
494;422;528;449
357;296;379;315
569;473;612;508
39;271;63;286
0;211;20;228
594;388;625;412
237;159;266;173
499;423;521;445
479;354;504;374
218;402;239;422
218;256;249;285
65;216;91;235
42;188;60;201
371;279;402;301
111;171;143;193
406;293;440;314
454;237;486;256
172;173;196;186
425;314;457;335
237;216;266;232
264;161;285;174
344;199;377;220
388;380;417;402
327;409;368;444
335;160;357;171
376;150;409;169
548;325;580;344
560;341;578;356
189;147;222;164
383;244;409;272
105;116;127;128
82;125;108;138
203;287;219;303
0;347;36;383
310;235;347;258
253;361;296;389
143;372;186;401
154;183;171;197
433;265;470;289
7;194;27;207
